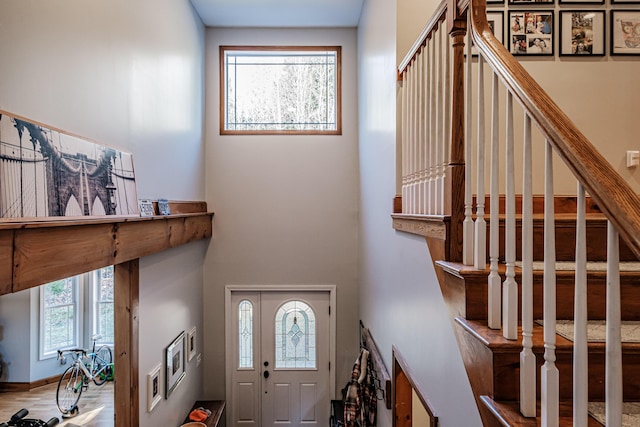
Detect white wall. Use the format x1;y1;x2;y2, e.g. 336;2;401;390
0;290;30;382
357;0;483;426
203;27;360;401
0;1;207;425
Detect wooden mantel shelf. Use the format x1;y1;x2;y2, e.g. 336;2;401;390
0;202;213;296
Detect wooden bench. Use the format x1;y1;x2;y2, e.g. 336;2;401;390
182;400;225;427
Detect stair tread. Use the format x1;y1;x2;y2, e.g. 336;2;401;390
481;396;604;426
456;318;640;353
438;260;640;277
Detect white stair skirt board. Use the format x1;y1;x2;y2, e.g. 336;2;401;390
534;320;640;343
588;402;640;427
515;261;640;271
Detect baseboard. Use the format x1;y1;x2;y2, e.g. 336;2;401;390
0;374;59;392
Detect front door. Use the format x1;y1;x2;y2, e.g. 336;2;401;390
229;290;331;427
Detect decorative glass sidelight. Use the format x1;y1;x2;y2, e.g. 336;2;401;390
238;300;253;368
275;300;316;369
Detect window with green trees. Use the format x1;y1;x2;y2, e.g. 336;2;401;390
221;46;341;135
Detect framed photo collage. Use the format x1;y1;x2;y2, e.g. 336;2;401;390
482;0;640;56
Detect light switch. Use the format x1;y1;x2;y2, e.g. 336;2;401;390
627;150;639;168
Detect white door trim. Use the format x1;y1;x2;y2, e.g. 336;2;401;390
224;284;337;426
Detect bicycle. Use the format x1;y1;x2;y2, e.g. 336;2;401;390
0;408;59;427
55;334;113;416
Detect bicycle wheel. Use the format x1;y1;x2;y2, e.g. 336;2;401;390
56;365;83;414
92;345;113;386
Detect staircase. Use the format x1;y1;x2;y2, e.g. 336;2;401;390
393;0;640;425
436;209;640;425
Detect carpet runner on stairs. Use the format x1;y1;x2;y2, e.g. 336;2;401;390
536;319;640;426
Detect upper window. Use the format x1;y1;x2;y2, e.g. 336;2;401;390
220;46;342;135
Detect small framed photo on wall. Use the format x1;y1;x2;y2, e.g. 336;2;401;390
560;11;606;56
611;10;640;55
560;0;604;5
509;0;554;5
509;11;555;55
472;12;505;55
147;364;162;412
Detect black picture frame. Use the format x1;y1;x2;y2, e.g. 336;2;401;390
611;10;640;55
611;0;640;4
559;0;604;5
472;11;505;55
508;10;555;55
508;0;554;5
559;11;606;56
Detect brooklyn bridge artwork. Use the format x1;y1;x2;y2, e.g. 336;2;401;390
0;110;139;220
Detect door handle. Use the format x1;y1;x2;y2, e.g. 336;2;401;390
263;370;270;379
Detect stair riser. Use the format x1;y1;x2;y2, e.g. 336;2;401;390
492;350;640;401
463;273;640;321
487;221;639;263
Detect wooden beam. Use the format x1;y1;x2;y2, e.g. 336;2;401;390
0;230;13;295
3;212;212;295
114;260;140;427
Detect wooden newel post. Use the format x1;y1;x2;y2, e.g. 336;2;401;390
444;13;468;263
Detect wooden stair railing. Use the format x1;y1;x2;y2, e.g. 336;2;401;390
394;0;640;425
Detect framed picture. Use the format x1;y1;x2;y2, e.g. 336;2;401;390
560;0;604;4
611;10;640;55
187;326;197;362
138;199;154;217
165;331;186;398
509;11;554;55
612;0;640;4
147;364;162;412
509;0;554;5
487;0;506;5
560;11;605;56
472;12;505;55
157;198;171;215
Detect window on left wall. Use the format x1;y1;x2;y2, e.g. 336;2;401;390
39;266;114;360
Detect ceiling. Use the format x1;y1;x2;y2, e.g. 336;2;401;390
189;0;364;27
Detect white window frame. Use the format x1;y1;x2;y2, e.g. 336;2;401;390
39;275;83;360
220;45;342;135
90;266;114;347
39;266;114;360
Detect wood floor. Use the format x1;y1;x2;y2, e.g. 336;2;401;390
0;381;113;426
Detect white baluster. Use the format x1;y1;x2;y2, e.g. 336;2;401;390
441;19;450;215
409;59;417;214
429;33;437;214
416;50;423;214
573;183;588;426
487;71;501;330
413;54;420;214
463;18;474;266
503;92;517;340
541;140;559;427
401;71;408;214
520;114;536;417
435;25;443;214
474;56;487;270
422;44;430;214
606;222;622;426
